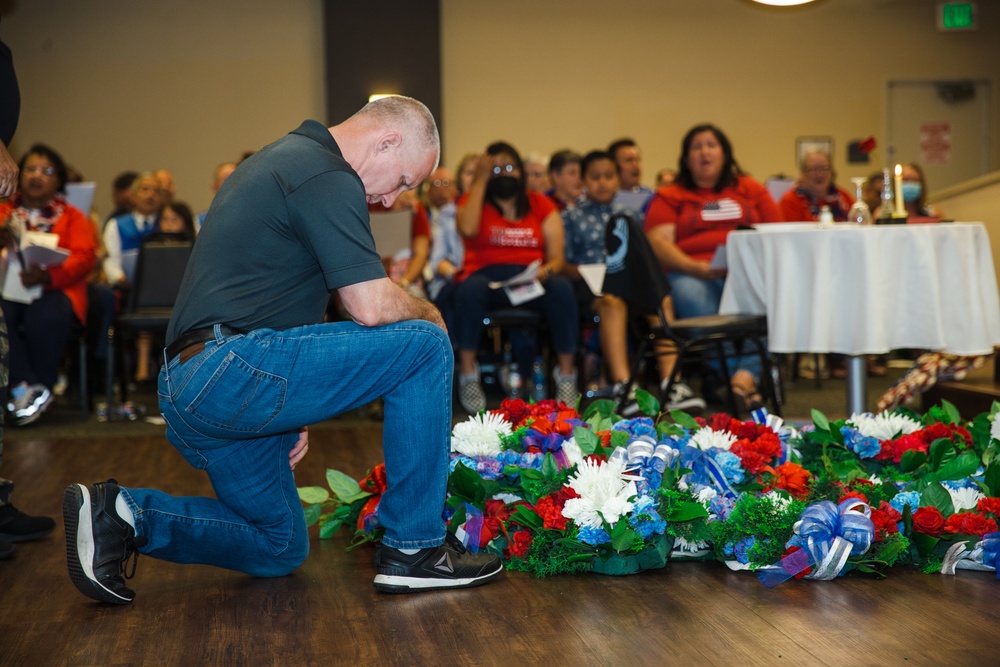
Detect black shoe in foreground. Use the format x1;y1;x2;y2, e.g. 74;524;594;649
63;480;146;605
374;532;504;593
0;504;56;542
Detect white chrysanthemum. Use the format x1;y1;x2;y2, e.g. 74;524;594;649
991;415;1000;443
491;492;521;505
673;537;711;553
450;412;513;457
764;490;793;511
868;474;884;485
690;427;738;451
562;458;636;529
560;437;585;468
848;412;921;441
948;486;985;512
696;487;718;505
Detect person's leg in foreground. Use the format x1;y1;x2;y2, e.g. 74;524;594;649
63;321;502;604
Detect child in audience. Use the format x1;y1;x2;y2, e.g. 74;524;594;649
561;151;705;413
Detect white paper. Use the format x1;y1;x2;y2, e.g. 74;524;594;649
65;182;96;214
503;280;546;305
577;263;606;296
709;244;727;270
488;259;542;289
2;256;42;304
21;243;68;269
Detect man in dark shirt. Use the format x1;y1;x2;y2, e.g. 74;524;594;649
63;96;502;604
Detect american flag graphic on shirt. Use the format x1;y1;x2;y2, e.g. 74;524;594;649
701;198;743;221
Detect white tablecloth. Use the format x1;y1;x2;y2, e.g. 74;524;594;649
718;222;1000;356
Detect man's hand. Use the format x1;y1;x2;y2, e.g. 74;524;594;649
0;142;18;200
339;276;446;331
289;427;308;470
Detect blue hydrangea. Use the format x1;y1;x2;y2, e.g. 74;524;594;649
722;541;735;557
612;417;658;441
733;537;756;564
890;491;921;514
941;478;979;491
841;426;881;459
449;455;476;473
714;451;745;485
475;458;505;480
577;525;611;546
709;495;736;522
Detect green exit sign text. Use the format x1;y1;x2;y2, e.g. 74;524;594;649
938;2;978;31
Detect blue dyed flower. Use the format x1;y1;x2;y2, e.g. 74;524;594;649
612;417;658;442
577;525;611;546
475;458;505;480
841;426;881;459
733;537;756;564
713;451;745;485
709;495;736;522
890;491;921;514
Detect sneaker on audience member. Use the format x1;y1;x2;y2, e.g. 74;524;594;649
63;479;146;605
553;367;579;407
662;380;707;413
615;382;642;418
458;365;487;414
10;383;53;426
0;504;56;542
373;532;504;593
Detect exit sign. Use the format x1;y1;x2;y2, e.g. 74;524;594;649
937;2;977;31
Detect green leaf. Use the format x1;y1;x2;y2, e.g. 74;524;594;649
898;449;927;473
541;452;559;478
574;425;602;456
634;388;660;417
297;486;330;505
319;516;343;539
448;504;467;532
326;469;370;504
510;505;543;532
916;479;955;516
984;462;1000;498
610;430;629;450
665;501;709;522
910;532;940;558
582;398;617;422
609;521;637;552
928;437;955;472
302;502;322;526
448;462;486;504
940;399;962;425
811;409;831;432
669;409;701;431
930;452;981;483
657;421;685;439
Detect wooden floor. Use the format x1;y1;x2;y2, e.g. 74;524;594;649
2;423;1000;666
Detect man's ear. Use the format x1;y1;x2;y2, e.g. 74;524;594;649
377;132;403;153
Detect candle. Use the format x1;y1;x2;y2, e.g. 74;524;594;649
894;164;905;216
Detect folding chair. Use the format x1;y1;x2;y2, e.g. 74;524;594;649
110;237;193;407
601;213;781;418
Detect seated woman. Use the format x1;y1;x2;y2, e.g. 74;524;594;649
0;143;99;425
452;141;579;413
779;150;854;222
562;150;705;414
644;123;782;409
901;162;945;222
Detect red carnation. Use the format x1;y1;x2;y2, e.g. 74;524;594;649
493;398;531;427
870;502;901;541
731;431;782;474
976;497;1000;518
920;422;951;443
944;512;999;537
839;490;869;504
506;530;533;559
709;413;733;432
911;506;945;537
770;461;812;500
484;499;511;522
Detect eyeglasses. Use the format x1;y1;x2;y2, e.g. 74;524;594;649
492;164;515;176
432;179;451;188
24;165;56;177
803;166;831;174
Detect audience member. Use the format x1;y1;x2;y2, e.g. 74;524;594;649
545;149;583;211
779;150;854;222
154;168;175;205
425;166;463;306
196;161;237;231
103;172;162;287
155;201;197;239
0;31;56;559
0;143;99;425
644;123;781;409
862;171;883;215
369;191;431;299
656;168;677;189
901;162;945;221
608;137;654;211
106;171;138;222
456;152;479;195
523;152;550;193
452;141;579;413
561;150;705;413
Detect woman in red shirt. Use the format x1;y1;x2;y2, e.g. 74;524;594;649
644;124;781;408
452;141;578;413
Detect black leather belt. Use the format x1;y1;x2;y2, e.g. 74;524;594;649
165;325;244;362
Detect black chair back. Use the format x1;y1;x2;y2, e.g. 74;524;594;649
602;212;670;320
126;238;193;312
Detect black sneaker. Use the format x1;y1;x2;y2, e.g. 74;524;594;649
0;504;56;542
373;533;504;593
63;479;146;605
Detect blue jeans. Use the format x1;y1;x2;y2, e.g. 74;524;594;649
668;271;763;381
120;321;452;577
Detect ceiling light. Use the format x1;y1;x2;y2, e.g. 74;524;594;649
752;0;815;6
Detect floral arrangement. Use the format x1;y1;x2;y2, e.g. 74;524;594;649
298;393;1000;584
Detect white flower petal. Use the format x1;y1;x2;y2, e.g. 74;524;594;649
450;412;513;457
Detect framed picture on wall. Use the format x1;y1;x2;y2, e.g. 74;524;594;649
795;136;833;166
